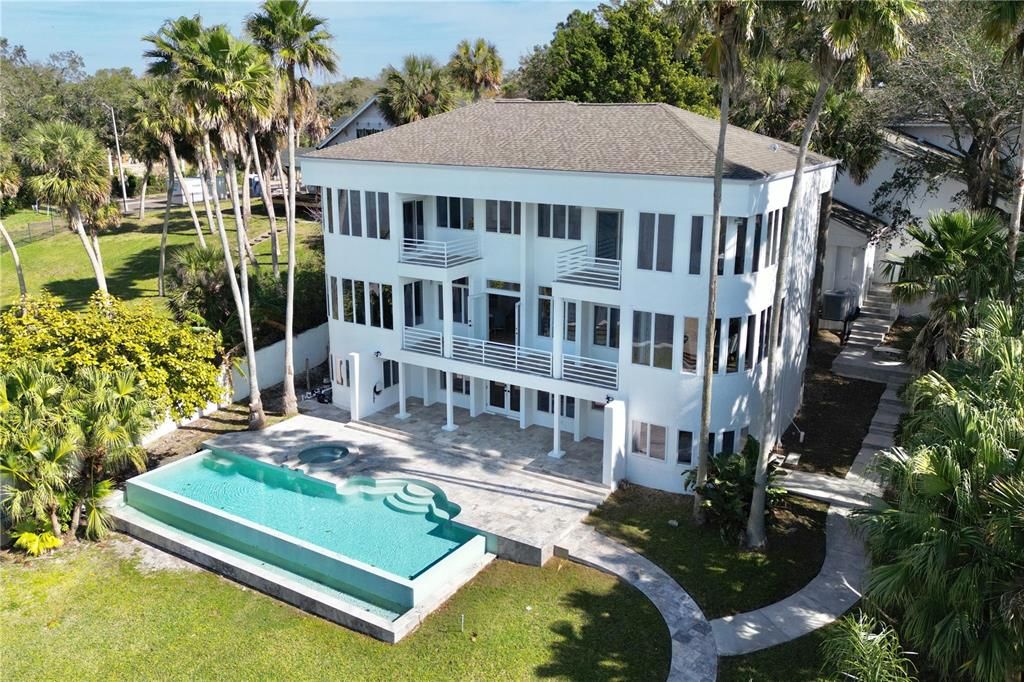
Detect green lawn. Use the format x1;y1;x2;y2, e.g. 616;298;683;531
586;484;828;620
1;201;320;312
1;539;670;681
717;623;835;681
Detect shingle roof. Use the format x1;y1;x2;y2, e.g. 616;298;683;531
303;99;835;180
831;200;888;237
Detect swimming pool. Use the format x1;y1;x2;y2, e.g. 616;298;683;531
123;449;487;622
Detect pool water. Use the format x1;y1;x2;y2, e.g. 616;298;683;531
298;445;349;465
135;452;474;579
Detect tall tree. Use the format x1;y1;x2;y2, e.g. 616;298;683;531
247;0;338;418
19;121;112;293
448;38;503;100
377;55;457;125
667;0;760;519
0;141;27;298
747;0;926;548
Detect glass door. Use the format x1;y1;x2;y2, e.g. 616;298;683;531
403;200;424;241
487;381;521;417
596;210;622;260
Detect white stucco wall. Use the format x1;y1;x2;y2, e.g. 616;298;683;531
323;100;391;147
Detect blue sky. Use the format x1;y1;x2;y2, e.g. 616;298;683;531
0;0;598;80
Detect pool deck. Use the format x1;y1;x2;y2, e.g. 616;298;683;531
204;407;611;566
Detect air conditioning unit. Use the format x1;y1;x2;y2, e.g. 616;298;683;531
822;290;854;322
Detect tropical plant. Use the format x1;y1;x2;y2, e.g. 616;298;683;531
884;210;1014;371
377;55;457;126
10;524;64;557
666;0;761;519
448;38;503;100
858;300;1024;681
0;139;26;297
748;0;927;548
820;613;916;682
18;120;112;293
247;0;338;418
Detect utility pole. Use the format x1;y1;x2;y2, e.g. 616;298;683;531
104;103;129;213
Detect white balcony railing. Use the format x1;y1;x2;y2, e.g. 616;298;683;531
402;327;443;356
555;244;622;290
400;237;480;268
562;353;619;390
451;335;553;377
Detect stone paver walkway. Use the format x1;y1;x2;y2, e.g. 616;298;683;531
556;525;718;682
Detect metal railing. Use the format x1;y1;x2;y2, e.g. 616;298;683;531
554;244;621;289
562;353;619;390
402;327;443;356
451;335;553;377
400;237;480;268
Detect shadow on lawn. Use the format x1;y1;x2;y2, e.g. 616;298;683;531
536;581;670;682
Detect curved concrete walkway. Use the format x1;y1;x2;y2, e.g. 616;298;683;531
557;525;718;682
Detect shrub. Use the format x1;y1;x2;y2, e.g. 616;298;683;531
685;437;785;542
0;294;224;420
11;525;64;557
821;613;916;682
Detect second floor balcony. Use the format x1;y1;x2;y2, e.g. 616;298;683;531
554;244;622;290
400;236;480;268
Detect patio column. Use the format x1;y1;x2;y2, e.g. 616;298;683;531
573;397;584;442
422;366;433;406
442;370;458;431
548;391;564;458
441;278;454;358
552;294;564;378
397;362;409;419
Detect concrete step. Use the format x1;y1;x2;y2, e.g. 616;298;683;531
383;494;431;515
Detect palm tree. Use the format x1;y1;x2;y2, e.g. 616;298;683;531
885;210;1013;371
19;122;112;294
377;55;458;126
983;1;1024;274
747;0;926;548
0;140;27;298
448;38;503;100
247;0;338;418
667;0;760;519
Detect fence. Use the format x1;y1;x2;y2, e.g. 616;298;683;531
1;216;61;249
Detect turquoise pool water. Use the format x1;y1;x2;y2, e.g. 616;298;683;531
133;451;474;580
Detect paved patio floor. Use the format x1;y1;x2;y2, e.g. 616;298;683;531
205;408;611;565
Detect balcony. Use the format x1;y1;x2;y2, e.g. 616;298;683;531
561;354;618;390
400;237;480;268
402;327;443;356
451;335;552;377
555;244;621;290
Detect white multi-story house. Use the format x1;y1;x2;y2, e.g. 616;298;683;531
301;100;837;494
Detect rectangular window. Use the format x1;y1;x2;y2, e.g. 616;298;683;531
593;305;620;348
486;200;521;234
564;301;577;342
761;306;772;361
722;430;735;455
403;281;423;327
537;286;552;338
377;193;390;239
342;278;354;323
436;197;472;229
682;317;698;373
537;204;581;240
638;213;675;272
462;198;474;229
689;216;704;275
778;297;786;345
325;188;334;234
340;189;349;235
382;284;393;329
365;191;378;239
734;217;747;275
758;309;768;363
439;371;471;395
438;280;470;324
349;190;362;237
449;196;461;229
707;432;716;457
353;280;366;324
632;421;666;460
780;208;789;263
717;217;727;275
745;314;756;370
637;212;655;270
654;313;673;369
553;204;566;239
369;282;382;328
487;280;520;292
752;214;762;272
631;311;652;366
330;276;339;320
713;318;722;373
677;430;693;464
436;195;448;228
537;392;575;417
538;203;551;237
632;311;673;369
568;206;581;240
656;214;675;272
382;360;399;389
726;317;741;373
486;200;497;231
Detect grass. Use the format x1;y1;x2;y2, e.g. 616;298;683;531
0;201;320;313
784;331;885;477
1;539;670;681
585;484;828;620
717;622;836;681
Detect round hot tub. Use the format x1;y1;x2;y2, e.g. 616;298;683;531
297;444;350;471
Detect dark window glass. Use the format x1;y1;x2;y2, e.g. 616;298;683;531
462;198;474;229
632;311;652;365
713;318;722;373
564;301;576;342
656;214;675;272
413;281;423;325
354;280;366;324
689;216;703;275
722;430;735;455
568;206;582;240
436;196;448;227
369;283;381;327
683;317;698;372
340;190;349;235
342;278;354;322
654;313;673;369
778;298;785;345
378;193;390;239
553;204;566;239
365;191;378;239
382;285;393;329
486;199;498;232
514;202;522;235
707;432;716;458
326;188;334;234
449;197;461;230
637;212;655;270
609;307;620;347
727;317;741;373
677;431;693;464
538;203;551;237
403;282;414;327
752;214;762;272
350;190;362;237
758;309;767;362
717;217;727;275
538;294;552;337
500;201;513;233
330;275;338;319
649;424;666;460
734;218;747;274
537;390;551;413
745;314;756;370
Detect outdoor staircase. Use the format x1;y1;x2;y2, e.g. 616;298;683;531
831;285;912;385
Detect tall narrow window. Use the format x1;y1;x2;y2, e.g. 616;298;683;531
553;204;566;239
713;318;722;373
538;203;551;237
382;360;399;388
654;313;673;369
349;190;362;237
726;317;741;373
486;200;520;234
436;195;448;227
369;283;382;327
325;188;334;234
353;280;366;324
745;314;756;370
632;311;652;366
734;218;747;274
637;212;655;270
462;198;474;229
342;278;354;322
758;309;768;363
449;197;461;229
564;301;576;342
716;217;727;275
340;189;350;235
752;214;762;272
593;305;620;348
453;277;469;324
638;213;675;272
778;298;786;344
656;214;675;272
677;430;693;464
568;206;581;240
682;317;698;373
632;311;672;369
689;216;704;275
378;193;390;239
486;200;498;231
403;281;423;327
330;276;339;319
537;286;552;337
707;432;716;457
722;430;735;455
365;191;378;238
382;284;393;329
761;306;773;361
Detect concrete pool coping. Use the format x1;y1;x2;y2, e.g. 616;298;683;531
109;490;496;643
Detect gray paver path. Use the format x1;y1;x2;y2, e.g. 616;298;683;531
557;525;718;682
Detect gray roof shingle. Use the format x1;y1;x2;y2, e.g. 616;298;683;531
303;99;835;180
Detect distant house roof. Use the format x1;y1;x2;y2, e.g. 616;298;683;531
316;95;382;150
304;99;836;180
831;200;887;237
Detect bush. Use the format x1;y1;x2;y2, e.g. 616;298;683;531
685;437;785;542
821;613;916;682
0;294;224;420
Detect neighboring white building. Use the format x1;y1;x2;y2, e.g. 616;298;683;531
171;175;227;205
317;96;391;149
301;100;837;494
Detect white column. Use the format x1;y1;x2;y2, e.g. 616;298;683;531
442;371;458;431
396;361;409;419
469;376;483;417
552;294;564;378
349;352;362;421
548;391;564;458
422;366;433;406
442;278;455;357
573;398;584;442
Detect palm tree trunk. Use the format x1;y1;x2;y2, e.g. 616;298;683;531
225;150;266;429
282;70;299;417
197;153;218;236
241;147;253;231
808;190;834;340
138;162;151;220
68;499;82;542
49;506;61;537
1007;104;1023;278
72;207;107;293
274;147;292;228
158;169;173;297
0;220;27;297
167;144;206;248
250;132;280;278
695;77;732;520
747;76;831;548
